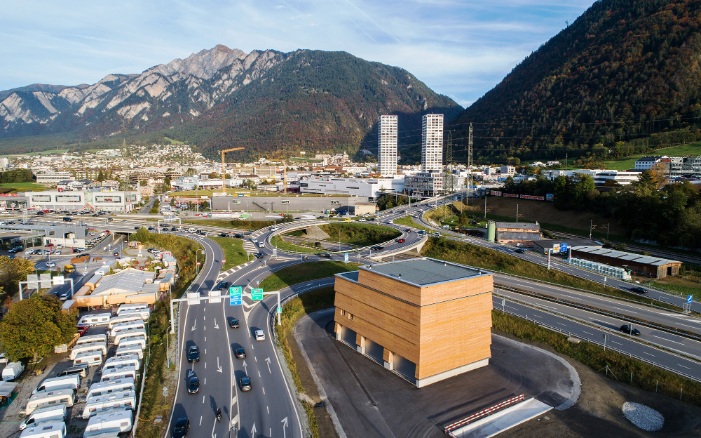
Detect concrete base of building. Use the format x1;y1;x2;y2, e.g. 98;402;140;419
415;358;490;388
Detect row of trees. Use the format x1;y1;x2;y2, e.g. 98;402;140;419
0;169;34;183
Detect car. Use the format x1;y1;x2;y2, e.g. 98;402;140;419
187;345;200;362
254;253;264;259
77;325;89;336
228;317;239;329
171;227;179;231
54;250;61;255
219;233;229;237
233;233;243;238
370;245;383;251
619;324;641;336
319;253;332;258
515;248;526;254
113;251;119;257
238;375;252;392
396;238;405;243
171;416;190;438
630;286;647;294
186;369;200;394
254;329;265;341
234;347;246;359
46;262;56;268
216;281;231;290
36;211;44;215
405;228;412;233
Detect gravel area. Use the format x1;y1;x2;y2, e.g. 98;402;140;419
622;402;664;432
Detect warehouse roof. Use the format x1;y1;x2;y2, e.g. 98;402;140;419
355;258;487;287
571;246;680;266
495;222;540;230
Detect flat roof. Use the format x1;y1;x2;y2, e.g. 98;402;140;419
495;222;540;230
357;258;487;287
571;245;680;266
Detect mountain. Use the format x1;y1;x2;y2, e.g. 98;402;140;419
450;0;701;162
0;45;461;161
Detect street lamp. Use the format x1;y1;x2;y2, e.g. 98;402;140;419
589;220;597;240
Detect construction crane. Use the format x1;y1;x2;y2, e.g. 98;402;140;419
221;147;244;194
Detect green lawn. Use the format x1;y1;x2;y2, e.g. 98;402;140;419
210;237;249;270
604;142;701;170
259;261;358;291
0;182;47;192
270;235;319;254
393;215;432;232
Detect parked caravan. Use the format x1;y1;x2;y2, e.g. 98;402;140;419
57;364;88;379
83;409;133;435
113;329;146;346
69;342;107;360
25;388;75;415
72;351;103;368
2;361;25;381
116;308;150;321
33;375;80;394
100;365;137;382
86;378;135;400
117;304;148;316
115;344;144;359
109;321;145;337
75;334;107;346
82;390;136;419
19;404;66;431
19;421;66;438
77;313;111;327
103;355;140;372
107;314;142;330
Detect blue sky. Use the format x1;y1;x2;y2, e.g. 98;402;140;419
1;0;595;108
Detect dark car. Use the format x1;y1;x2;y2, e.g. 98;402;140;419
171;416;190;438
515;248;526;254
254;253;264;259
238;375;252;392
370;245;383;251
186;369;200;394
187;345;200;363
630;286;647;294
234;347;246;359
620;324;641;336
217;281;231;290
171;227;179;231
233;233;243;238
319;253;332;258
219;233;229;237
228;317;239;329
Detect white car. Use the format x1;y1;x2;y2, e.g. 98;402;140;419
46;262;56;268
254;330;265;341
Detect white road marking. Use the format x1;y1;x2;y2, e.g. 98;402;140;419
679;364;690;369
643;351;655;357
200;416;203;426
651;334;684;346
612;341;622;346
583;331;594;336
202;395;205;403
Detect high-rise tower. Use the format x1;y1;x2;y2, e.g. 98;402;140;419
421;114;443;172
378;115;398;177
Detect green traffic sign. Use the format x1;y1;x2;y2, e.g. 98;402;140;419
251;288;264;301
229;286;242;296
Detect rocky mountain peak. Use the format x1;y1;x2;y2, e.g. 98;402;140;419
148;44;246;80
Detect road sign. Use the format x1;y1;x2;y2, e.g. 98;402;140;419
344;252;349;263
230;295;242;306
251;288;264;301
229;286;242;296
688;295;693;304
277;306;282;314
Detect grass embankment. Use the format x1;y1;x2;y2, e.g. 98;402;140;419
421;238;679;308
493;310;701;405
260;261;358;291
275;223;400;253
130;231;201;438
393;215;433;232
183;218;282;231
650;267;701;301
210;237;249;271
0;182;47;192
270;235;319;254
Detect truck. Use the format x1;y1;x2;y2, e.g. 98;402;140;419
2;361;25;381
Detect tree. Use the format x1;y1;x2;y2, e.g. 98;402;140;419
0;256;36;299
0;295;76;362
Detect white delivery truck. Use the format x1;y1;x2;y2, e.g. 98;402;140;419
86;378;135;400
2;361;25;381
83;408;133;435
33;375;80;394
19;421;66;438
18;404;66;431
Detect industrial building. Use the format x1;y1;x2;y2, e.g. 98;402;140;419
570;246;682;279
490;222;541;246
334;258;493;388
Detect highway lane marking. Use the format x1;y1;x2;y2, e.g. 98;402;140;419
200;415;203;426
612;341;622;345
643;351;655;357
679;364;691;369
204;378;206;385
205;362;207;369
202;395;205;403
533;314;542;318
651;334;685;345
583;331;594;336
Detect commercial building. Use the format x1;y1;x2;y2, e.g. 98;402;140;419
570;246;682;279
378;115;398;177
26;190;141;213
334;258;493;388
541;169;641;186
35;172;75;186
421;114;443;172
299;176;404;200
492;222;541;246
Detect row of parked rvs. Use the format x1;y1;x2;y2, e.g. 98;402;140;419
17;304;150;438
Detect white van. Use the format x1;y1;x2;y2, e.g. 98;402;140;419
107;314;142;330
19;421;66;438
109;321;145;337
100;365;137;382
2;361;25;381
82;390;136;419
70;343;107;360
117;304;148;316
25;388;75;415
113;330;146;346
19;404;66;431
73;351;103;368
84;409;133;435
75;334;107;346
77;313;111;327
86;378;135;400
33;375;80;394
103;355;140;372
115;344;144;359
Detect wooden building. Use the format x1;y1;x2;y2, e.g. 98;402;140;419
494;222;541;246
334;258;493;388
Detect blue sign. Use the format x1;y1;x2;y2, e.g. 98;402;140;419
560;243;569;253
687;295;693;304
343;252;349;263
229;295;242;306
